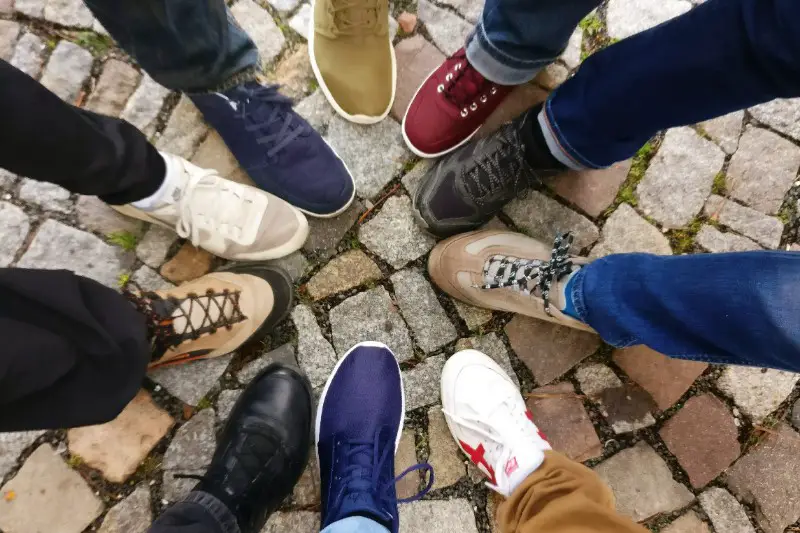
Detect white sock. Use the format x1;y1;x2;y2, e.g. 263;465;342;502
131;152;181;211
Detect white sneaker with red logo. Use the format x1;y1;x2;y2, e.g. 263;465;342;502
441;349;552;497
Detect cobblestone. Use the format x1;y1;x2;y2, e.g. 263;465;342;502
403;354;446;411
121;75;172;138
716;366;799;423
0;431;43;479
360;195;435;268
0;20;21;61
504;191;599;250
288;3;312;40
231;0;286;65
216;390;242;423
455;333;519;386
162;410;216;502
136;225;178;269
548;160;632;218
662;512;711;533
268;250;310;282
149;356;233;407
262;511;320;533
307;250;381;299
699;111;744;154
749;97;800;142
159;243;214;283
295;89;336;132
86;59;141;116
156;95;209;159
0;202;30;266
76;195;146;236
575;363;656;434
14;0;45;18
590;203;672;257
399;500;479;533
392;268;457;353
607;0;691;40
43;0;94;27
40;41;93;103
453;299;493;330
427;408;465;489
696;225;762;253
698;487;755;533
704;194;783;248
291;304;338;389
9;32;46;78
237;343;298;385
393;37;445;121
133;263;183;292
396;432;420;499
417;0;472;56
98;485;152;533
18;180;71;213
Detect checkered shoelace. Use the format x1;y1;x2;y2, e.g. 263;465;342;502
478;233;575;315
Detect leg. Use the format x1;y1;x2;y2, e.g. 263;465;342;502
544;0;800;168
82;0;258;92
0;269;149;432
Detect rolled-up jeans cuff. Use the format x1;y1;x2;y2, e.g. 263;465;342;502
465;23;546;85
181;491;241;533
539;98;601;170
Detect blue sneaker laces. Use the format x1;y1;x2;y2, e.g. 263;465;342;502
234;84;310;159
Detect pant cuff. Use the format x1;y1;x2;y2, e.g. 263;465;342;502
465;24;545;85
189;66;261;94
182;491;241;533
538;103;592;170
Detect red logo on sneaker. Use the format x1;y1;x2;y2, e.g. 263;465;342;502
504;457;519;476
459;440;497;485
526;410;550;444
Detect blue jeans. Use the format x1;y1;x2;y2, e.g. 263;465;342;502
571;252;800;372
82;0;259;91
322;516;389;533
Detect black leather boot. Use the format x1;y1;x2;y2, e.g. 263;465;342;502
197;364;313;533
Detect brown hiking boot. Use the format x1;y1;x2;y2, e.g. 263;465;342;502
428;230;594;332
124;264;294;370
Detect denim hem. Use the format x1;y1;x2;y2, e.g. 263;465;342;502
466;22;549;85
569;265;639;347
187;67;261;94
540;97;606;170
183;491;241;533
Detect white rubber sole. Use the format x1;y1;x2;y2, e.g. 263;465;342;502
314;341;406;468
297;138;357;219
400;64;481;159
308;2;397;126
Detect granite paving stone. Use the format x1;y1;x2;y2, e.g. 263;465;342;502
562;28;583;69
14;0;44;18
637;127;725;228
727;127;800;214
18;180;71;213
0;0;10;13
593;441;694;522
86;59;141;116
237;343;299;385
67;390;174;483
266;0;301;13
307;250;382;299
716;365;799;422
216;390;242;423
504;191;599;250
392;36;446;121
547;160;632;218
121;74;172;138
704;194;784;249
399;500;479;533
391;268;457;352
417;0;473;56
159;243;214;283
43;0;93;27
453;299;493;330
303;199;363;259
400;159;433;198
403;354;446;411
149;356;233;406
295;89;336;132
437;0;481;22
290;454;320;507
190;131;252;185
162;409;216;501
18;219;130;288
76;195;146;236
455;333;519;387
696;225;762;253
590;203;672;258
40;41;93;103
395;431;420;499
0;431;44;480
793;399;800;430
98;485;152;533
749;97;800;142
612;345;707;411
265;44;313;101
0;202;30;266
699;110;744;154
267;250;310;282
0;168;15;188
0;444;104;533
698;487;755;533
662;512;712;533
231;0;285;65
535;62;569;91
329;286;414;361
427;408;466;489
0;20;21;61
726;424;800;533
291;304;338;389
606;0;691;40
9;32;46;78
288;3;312;39
359;195;435;268
262;511;320;533
526;382;602;462
156;95;209;159
575;363;656;434
326;116;409;199
505;314;600;384
659;394;740;488
136;225;178;269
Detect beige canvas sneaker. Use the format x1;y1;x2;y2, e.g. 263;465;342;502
113;153;309;261
124;264;293;370
428;230;595;332
309;0;396;124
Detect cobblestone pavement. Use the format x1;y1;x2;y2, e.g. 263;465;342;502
2;1;800;533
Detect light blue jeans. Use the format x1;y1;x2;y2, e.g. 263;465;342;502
322;516;389;533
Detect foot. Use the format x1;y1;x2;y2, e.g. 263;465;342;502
124;264;294;369
412;105;564;237
310;0;395;124
114;153;309;260
190;82;356;217
317;342;433;533
195;364;313;532
428;230;593;331
402;48;513;158
441;349;551;497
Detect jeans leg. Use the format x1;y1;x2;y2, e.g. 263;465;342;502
82;0;259;92
321;516;390;533
541;0;800;169
570;252;800;372
0;59;164;204
466;0;602;84
148;492;240;533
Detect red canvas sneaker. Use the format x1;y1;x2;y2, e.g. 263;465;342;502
402;48;513;158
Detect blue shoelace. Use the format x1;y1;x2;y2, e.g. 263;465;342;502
238;84;309;158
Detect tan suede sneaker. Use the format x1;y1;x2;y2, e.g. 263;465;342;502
428;230;594;332
124;264;293;370
309;0;395;124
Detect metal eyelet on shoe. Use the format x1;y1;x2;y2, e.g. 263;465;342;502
461;108;469;117
455;63;462;70
490;87;497;95
437;84;444;93
480;95;488;103
445;73;453;81
470;103;478;111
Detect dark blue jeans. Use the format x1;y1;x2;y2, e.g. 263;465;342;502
83;0;259;91
542;0;800;168
571;252;800;372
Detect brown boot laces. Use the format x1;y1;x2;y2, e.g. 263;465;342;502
123;281;247;362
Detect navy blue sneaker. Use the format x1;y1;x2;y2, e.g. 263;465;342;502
190;82;356;218
316;342;433;533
